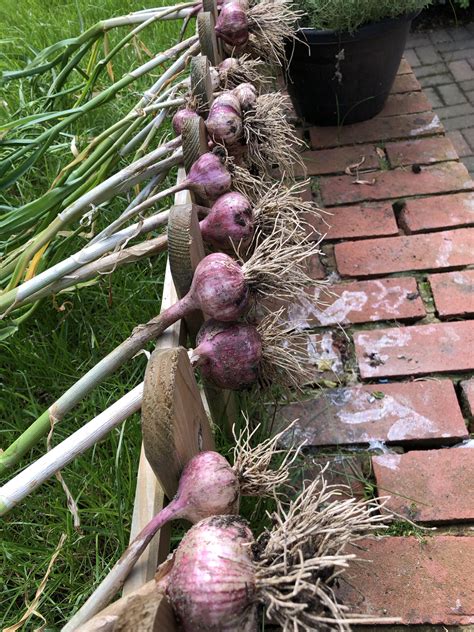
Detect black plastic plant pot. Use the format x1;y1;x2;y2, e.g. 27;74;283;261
285;12;418;126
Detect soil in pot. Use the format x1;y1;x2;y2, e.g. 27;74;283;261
285;12;417;126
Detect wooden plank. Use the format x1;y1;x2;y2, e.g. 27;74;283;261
166;163;208;346
202;0;218;19
174;169;192;206
123;260;182;596
124;145;236;607
182;117;208;176
123;176;190;596
77;579;177;632
197;12;221;66
123;449;165;594
167;196;238;432
203;381;239;432
200;0;224;61
182;116;209;206
191;56;214;118
168;202;205;343
142;346;215;498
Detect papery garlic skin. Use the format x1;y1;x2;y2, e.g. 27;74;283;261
174;452;240;523
192;320;262;390
215;3;249;47
186;152;232;202
190;253;249;321
233;83;257;110
206;94;243;147
172;108;199;135
166;516;256;631
200;191;254;252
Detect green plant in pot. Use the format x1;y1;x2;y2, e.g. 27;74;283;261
285;0;432;126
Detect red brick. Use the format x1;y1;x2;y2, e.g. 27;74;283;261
296;144;380;177
309;111;442;149
335;228;474;277
429;270;474;317
460;378;474;418
337;536;474;624
386;136;458;168
355;321;474;379
305;254;326;280
320;162;473;206
307;202;398;241
373;449;474;523
400;192;474;233
299;183;312;203
275;380;467;447
397;58;412;75
282;278;425;328
380;91;432;117
391;72;422;93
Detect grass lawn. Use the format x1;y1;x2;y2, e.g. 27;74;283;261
0;1;184;627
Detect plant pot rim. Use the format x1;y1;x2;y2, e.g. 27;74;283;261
297;10;420;43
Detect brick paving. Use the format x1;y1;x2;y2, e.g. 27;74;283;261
334;227;474;275
285;277;426;326
355;321;474;377
372;449;474;523
338;537;474;624
428;269;474;317
461;378;474;420
308;201;399;240
277;381;468;447
279;56;474;625
399;191;474;232
406;24;474;175
320;162;474;205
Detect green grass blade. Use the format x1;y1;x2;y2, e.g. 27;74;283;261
0;108;81;132
0;183;77;239
46;38;99;102
2;33;94;81
0;136;56;189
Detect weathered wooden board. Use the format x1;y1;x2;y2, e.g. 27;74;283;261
123;182;191;596
168;202;206;343
142;345;215;498
122;259;183;596
182;116;209;176
77;580;177;632
190;56;214;117
197;12;221;66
